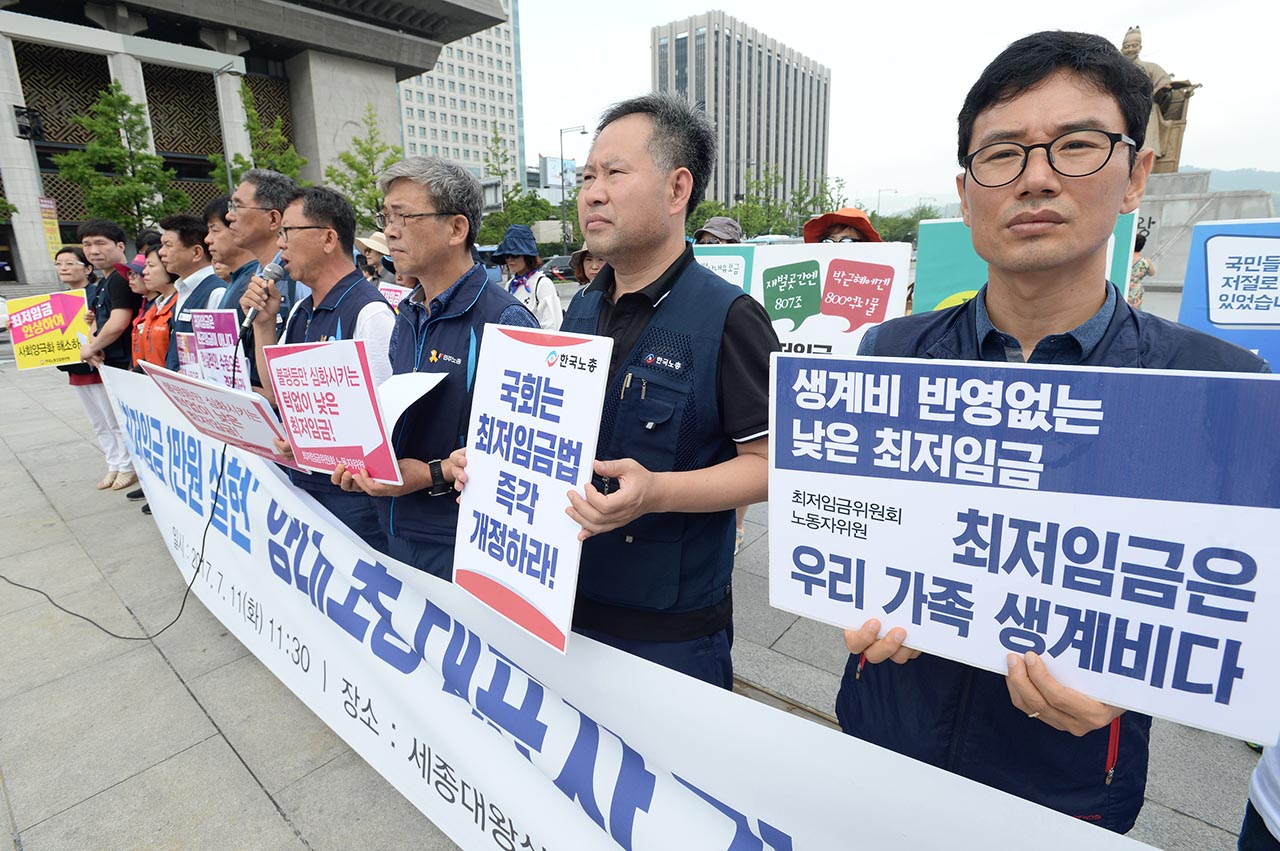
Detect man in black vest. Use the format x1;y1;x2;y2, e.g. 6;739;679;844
556;94;779;688
240;186;395;551
838;31;1269;834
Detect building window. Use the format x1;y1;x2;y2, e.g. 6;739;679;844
405;106;412;117
404;89;411;100
416;91;424;102
409;142;417;153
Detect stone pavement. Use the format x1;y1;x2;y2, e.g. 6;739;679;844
0;362;1262;851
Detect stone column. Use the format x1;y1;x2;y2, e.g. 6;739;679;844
0;33;55;285
106;51;154;153
214;68;251;187
285;50;398;185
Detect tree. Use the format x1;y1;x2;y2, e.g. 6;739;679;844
208;80;307;192
477;190;557;246
482;125;518;208
325;104;403;233
53;80;189;236
0;195;16;221
686;199;731;237
732;165;791;238
868;203;943;245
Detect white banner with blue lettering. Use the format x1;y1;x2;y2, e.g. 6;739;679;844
770;354;1280;744
102;367;1153;850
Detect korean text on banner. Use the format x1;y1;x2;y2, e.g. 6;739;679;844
263;339;402;485
175;332;201;378
191;309;250;391
378;283;414;311
7;289;90;370
101;365;1152;851
139;361;303;471
454;326;612;653
1176;218;1280;366
769;354;1280;744
695;242;912;357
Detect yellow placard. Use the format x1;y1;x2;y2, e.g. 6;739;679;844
38;196;61;262
7;288;91;369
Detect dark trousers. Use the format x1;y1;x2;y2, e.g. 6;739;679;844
1241;801;1280;851
385;535;454;581
576;624;734;690
309;488;384;553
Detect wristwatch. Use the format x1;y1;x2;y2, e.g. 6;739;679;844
427;459;451;496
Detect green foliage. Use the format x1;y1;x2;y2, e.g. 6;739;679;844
700;166;849;239
482;124;518;207
325;104;403;233
52;80;188;236
208;81;307;192
0;195;16;221
867;203;943;245
477;190;558;246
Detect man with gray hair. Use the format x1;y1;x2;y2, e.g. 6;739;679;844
557;93;778;687
332;156;536;578
224;168;307;395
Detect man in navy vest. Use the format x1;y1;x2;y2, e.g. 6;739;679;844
158;213;222;371
331;157;536;578
837;31;1270;834
203;195;256;304
554;93;777;689
240;186;395;551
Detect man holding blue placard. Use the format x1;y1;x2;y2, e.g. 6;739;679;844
840;31;1268;834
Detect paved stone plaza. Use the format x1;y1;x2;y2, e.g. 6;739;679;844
0;361;1261;850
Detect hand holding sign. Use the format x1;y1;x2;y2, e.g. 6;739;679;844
843;617;921;665
1006;652;1125;736
565;457;659;541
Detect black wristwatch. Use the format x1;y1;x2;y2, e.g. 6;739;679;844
427;459;450;496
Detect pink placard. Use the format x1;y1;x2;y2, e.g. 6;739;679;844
820;259;897;331
262;339;402;485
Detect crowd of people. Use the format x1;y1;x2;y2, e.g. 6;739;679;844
52;27;1276;847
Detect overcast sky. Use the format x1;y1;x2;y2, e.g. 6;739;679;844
517;0;1276;215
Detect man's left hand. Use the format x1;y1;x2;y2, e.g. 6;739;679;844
1006;651;1124;736
565;458;660;541
332;458;431;498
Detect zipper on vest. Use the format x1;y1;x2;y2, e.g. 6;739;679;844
640;378;647;399
1105;716;1121;785
944;667;976;774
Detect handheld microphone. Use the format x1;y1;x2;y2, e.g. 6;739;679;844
241;262;285;330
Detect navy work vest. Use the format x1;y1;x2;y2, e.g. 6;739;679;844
837;284;1268;833
560;260;741;613
282;271;391;494
382;263;531;544
166;269;226;371
89;271;135;370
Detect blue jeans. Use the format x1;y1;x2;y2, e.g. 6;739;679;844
576;624;733;690
385;535;454;581
309;488;384;553
1241;801;1280;850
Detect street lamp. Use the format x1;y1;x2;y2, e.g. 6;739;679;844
559;125;587;256
876;187;898;217
213;62;244;193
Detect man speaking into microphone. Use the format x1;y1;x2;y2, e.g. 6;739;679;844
240;186;395;550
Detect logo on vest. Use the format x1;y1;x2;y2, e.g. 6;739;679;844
430;348;462;365
545;350;558;367
642;352;683;371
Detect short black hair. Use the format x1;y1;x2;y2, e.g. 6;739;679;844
293;186;356;257
76;218;125;245
596;92;715;219
158;213;210;257
241;168;300;214
957;31;1152;166
136;229;162;254
203;194;231;227
1134;232;1147;252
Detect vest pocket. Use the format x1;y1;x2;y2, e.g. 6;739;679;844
579;515;687;609
614;369;688;474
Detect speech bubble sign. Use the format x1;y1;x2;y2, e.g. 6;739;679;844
1205;234;1280;326
820;259;897;332
761;260;821;330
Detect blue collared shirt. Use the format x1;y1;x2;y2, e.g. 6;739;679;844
974;282;1116;364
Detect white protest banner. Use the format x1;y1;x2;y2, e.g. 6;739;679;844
101;366;1151;851
770;354;1280;744
174;332;202;378
454;326;611;652
263;339;402;485
695;242;912;357
191;309;250;391
139;361;303;471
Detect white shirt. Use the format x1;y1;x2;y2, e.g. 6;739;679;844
509;269;563;330
283;297;396;387
174;265;224;321
1251;740;1280;839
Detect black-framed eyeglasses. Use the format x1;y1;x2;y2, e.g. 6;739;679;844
376;210;456;229
277;225;331;244
820;236;861;244
963;129;1136;188
227;199;271;214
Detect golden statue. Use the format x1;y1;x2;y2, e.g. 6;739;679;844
1121;27;1200;173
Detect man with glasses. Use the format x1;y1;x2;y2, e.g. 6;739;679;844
802;207;882;244
240;186;394;551
331;157;536;578
837;31;1268;834
223;169;305;396
692;216;744;245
